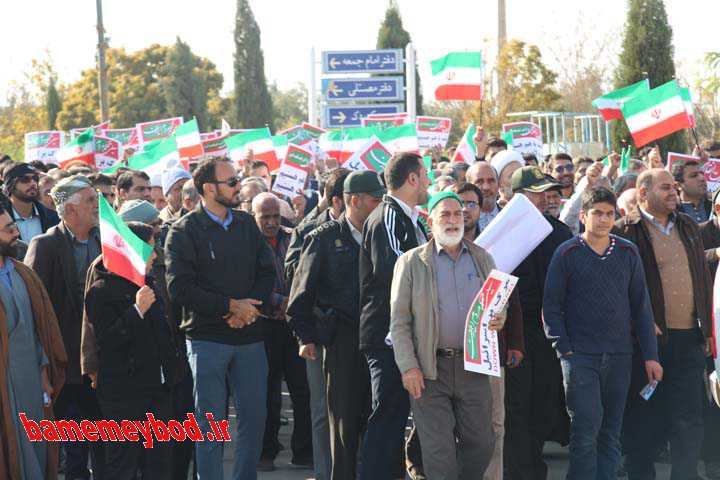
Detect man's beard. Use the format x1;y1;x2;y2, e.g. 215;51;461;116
434;224;464;247
0;240;19;258
14;188;37;202
216;191;240;208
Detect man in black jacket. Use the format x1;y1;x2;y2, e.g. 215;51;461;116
2;162;59;244
165;157;275;480
359;153;431;480
288;171;384;479
504;166;573;480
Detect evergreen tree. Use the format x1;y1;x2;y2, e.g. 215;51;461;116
46;77;62;130
612;0;686;154
162;37;210;130
376;0;423;115
233;0;273;130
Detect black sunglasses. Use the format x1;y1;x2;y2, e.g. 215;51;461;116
18;175;40;184
215;176;240;188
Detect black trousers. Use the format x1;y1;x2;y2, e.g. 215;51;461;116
261;319;313;462
324;319;371;480
702;357;720;465
622;329;706;480
504;328;568;480
99;387;173;480
54;377;106;480
171;368;195;480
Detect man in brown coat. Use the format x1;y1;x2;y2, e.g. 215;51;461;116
0;204;67;480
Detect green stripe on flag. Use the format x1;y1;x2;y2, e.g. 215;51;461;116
431;52;482;75
175;118;198;136
99;195;153;261
593;79;649;103
224;128;272;150
376;123;416;142
620;80;683;118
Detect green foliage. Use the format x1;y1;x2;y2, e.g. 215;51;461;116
269;83;307;130
612;0;686;153
376;0;422;114
233;0;274;130
46;77;62;130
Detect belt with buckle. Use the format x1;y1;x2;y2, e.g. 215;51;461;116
436;348;462;358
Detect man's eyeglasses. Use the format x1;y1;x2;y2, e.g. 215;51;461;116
18;175;40;184
0;222;19;233
554;165;574;174
463;201;480;210
215;177;240;188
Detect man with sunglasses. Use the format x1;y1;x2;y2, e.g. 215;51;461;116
1;163;59;244
166;157;275;480
547;153;576;199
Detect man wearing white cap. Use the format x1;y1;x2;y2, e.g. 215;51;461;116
490;150;525;207
160;167;193;223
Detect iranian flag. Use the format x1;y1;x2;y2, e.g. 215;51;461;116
621;80;693;148
680;87;696;128
377;123;419;154
339;127;378;162
128;136;180;185
452;123;477;164
99;195;153;287
58;128;95;169
318;130;344;161
272;135;289;163
431;52;482;101
225;128;279;171
176;119;203;160
592;80;649;121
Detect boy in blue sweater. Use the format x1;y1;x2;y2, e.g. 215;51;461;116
543;187;663;480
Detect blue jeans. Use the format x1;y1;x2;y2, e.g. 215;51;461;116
186;340;268;480
359;348;409;480
561;352;632;480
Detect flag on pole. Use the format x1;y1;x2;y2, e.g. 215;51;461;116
680;87;696;128
272;135;289;163
225;128;279;171
58;128;95;169
318;130;344;161
431;52;483;101
175;119;203;160
592;80;650;121
451;123;477;164
99;195;153;287
620;80;693;148
128;136;180;185
339;127;378;162
376;123;419;154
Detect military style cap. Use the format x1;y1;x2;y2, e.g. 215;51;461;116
511;166;563;193
343;171;386;198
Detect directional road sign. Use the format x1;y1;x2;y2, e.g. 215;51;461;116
322;49;403;74
324;104;403;128
322;77;404;102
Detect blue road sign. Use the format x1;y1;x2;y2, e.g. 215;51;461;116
322;77;404;102
324;104;403;128
322;49;403;74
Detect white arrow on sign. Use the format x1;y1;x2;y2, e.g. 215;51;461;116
329;58;340;69
331;111;347;124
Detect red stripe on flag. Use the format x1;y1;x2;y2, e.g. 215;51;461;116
102;244;146;287
435;84;482;101
254;150;280;172
598;108;623;122
179;144;204;159
60;153;95;170
630;112;693;148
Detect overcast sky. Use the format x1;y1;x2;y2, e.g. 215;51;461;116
2;0;716;106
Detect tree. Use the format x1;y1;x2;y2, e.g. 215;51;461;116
612;0;686;153
269;83;307;130
162;37;216;131
57;44;223;130
46;76;62;130
376;1;423;115
233;0;273;130
693;53;720;141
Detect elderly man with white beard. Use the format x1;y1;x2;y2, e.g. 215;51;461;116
389;191;505;480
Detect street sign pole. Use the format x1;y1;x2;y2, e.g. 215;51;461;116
308;47;318;125
406;43;416;121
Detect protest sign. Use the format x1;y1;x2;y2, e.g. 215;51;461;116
475;193;553;273
201;134;229;159
272;144;312;198
416;116;452;149
135;117;183;145
342;136;392;172
666;152;720;192
502;122;544;159
93;136;122;170
24;131;64;163
279;123;326;146
102;128;139;146
464;269;518;377
71;121;109;140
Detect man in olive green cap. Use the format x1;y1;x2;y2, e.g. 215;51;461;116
25;173;106;479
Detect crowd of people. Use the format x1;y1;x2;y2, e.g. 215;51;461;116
1;129;719;480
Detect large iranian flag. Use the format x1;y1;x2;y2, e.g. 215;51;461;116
680;87;696;128
621;80;693;148
431;52;482;101
592;80;649;121
128;136;180;185
176;119;203;160
318;130;344;161
225;128;279;171
377;123;419;154
452;123;477;164
58;128;95;169
99;195;153;287
339;127;378;162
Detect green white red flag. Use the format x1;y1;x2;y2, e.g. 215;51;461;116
175;119;203;160
339;127;378;162
58;128;95;169
680;87;696;128
71;121;110;140
431;52;483;101
99;195;153;287
376;123;418;154
127;136;180;185
225;128;279;171
318;130;344;161
620;80;693;148
592;80;649;121
272;135;289;163
452;123;477;164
